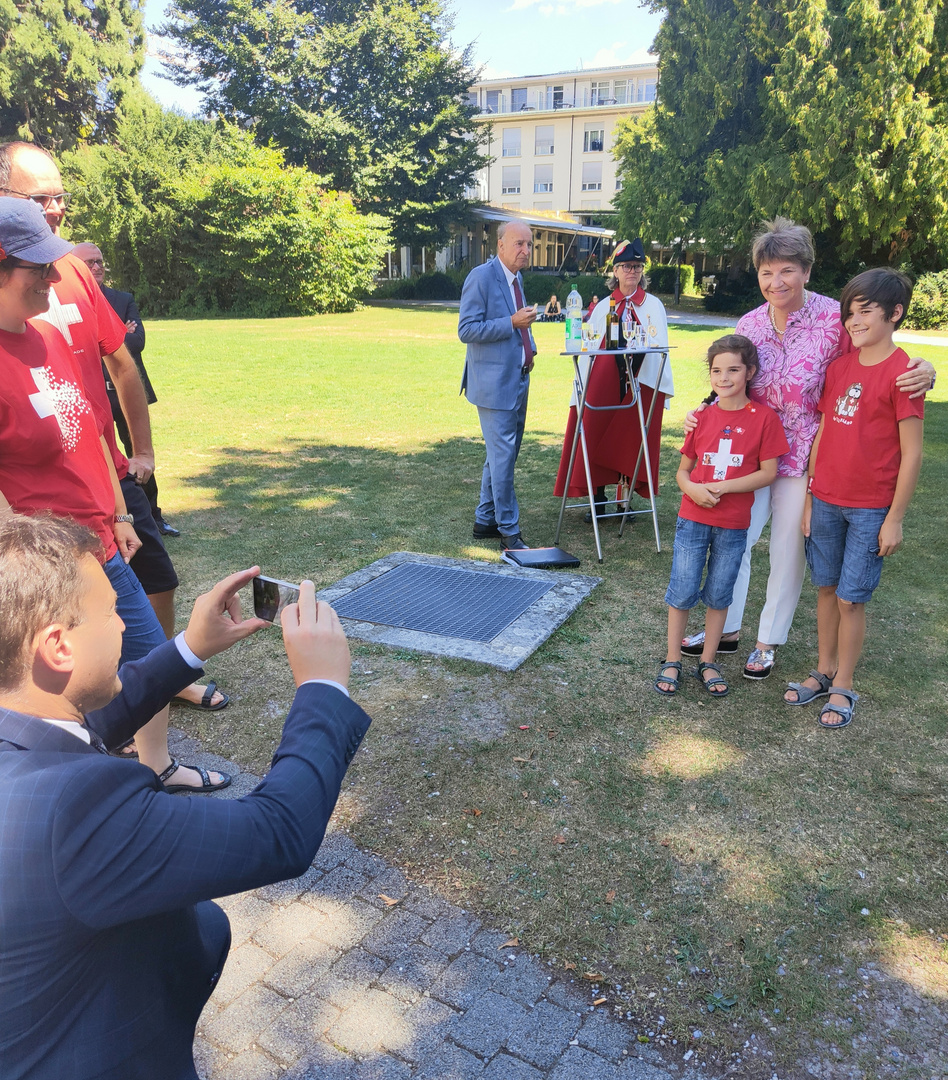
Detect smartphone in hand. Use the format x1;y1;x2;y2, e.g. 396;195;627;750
252;575;301;623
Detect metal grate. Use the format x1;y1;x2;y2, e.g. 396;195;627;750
332;562;554;642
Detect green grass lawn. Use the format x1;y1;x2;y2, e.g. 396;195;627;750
148;307;948;1074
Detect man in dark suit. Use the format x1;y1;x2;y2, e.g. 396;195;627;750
0;514;370;1079
459;220;537;551
72;241;179;538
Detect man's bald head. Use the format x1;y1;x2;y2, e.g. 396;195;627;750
0;143;67;234
496;221;533;275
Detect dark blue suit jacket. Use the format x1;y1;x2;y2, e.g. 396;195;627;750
0;640;370;1079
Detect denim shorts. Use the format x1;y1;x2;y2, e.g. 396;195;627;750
103;551;168;666
665;517;748;611
805;496;887;603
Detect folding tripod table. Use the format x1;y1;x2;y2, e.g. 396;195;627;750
553;346;673;562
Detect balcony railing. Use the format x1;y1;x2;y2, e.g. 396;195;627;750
476;84;656;116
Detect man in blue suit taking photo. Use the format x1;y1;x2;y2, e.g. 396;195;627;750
459;220;537;551
0;513;371;1079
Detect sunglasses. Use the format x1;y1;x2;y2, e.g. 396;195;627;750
3;258;57;279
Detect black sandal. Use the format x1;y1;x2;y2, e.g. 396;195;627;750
158;759;232;795
693;661;729;697
654;660;682;696
173;681;230;711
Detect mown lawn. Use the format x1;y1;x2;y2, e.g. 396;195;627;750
147;306;948;1075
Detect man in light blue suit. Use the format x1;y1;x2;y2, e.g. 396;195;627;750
459;221;538;550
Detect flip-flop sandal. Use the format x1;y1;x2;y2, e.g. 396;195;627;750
818;688;858;730
173;681;230;711
654;660;682;696
693;661;729;697
681;632;740;656
158;759;232;794
743;647;775;680
784;670;834;706
111;738;139;758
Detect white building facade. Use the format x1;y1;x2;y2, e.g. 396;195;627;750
466;62;657;217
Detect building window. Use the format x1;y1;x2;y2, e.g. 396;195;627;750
613;80;628;105
546;84;564;109
501;165;521;194
581;162;602;191
533;164;553;193
590;80;610;106
615;177;624;191
465;91;479;109
511;87;528;111
534;125;554;155
502;128;521;157
581;199;601;210
485;89;500;112
534;201;553;211
633;78;657;103
584;125;605;153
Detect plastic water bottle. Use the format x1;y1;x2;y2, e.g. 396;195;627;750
564;284;582;353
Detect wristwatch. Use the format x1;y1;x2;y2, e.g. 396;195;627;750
114;514;135;526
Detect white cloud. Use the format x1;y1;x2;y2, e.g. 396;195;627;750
589;43;656;66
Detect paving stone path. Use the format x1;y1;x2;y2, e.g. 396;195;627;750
169;728;712;1080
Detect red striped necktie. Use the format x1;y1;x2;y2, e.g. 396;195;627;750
512;276;533;364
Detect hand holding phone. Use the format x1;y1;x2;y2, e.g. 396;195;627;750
281;580;351;688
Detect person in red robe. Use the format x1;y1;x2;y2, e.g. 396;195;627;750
554;238;675;519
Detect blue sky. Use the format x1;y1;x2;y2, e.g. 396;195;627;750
140;0;662;113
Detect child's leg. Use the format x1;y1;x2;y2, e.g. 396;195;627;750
698;526;746;686
701;607;727;665
784;584;840;702
661;517;710;692
658;605;690;692
832;598;866;691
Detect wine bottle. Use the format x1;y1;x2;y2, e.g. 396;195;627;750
607;298;620;349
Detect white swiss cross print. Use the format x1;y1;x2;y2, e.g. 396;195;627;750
701;426;744;480
33;286;83;345
28;367;91;452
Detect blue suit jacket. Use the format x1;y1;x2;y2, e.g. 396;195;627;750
0;640;370;1079
458;257;536;410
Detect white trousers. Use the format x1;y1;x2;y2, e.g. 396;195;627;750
723;474;809;643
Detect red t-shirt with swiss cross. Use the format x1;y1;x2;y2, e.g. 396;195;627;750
31;255;129;479
0;320;117;558
813;347;925;509
679;401;789;529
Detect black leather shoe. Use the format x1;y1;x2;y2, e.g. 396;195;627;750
473;521;502;539
156;517;180;537
583;486;609;523
501;533;529;550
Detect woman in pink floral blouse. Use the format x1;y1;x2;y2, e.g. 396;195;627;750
683;217;935;679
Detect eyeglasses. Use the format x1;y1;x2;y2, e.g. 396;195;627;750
81;258;106;268
0;188;71;210
4;258;57;279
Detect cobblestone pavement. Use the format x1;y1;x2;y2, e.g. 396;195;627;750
168;729;713;1080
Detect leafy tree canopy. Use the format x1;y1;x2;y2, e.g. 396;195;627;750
0;0;144;150
63;90;390;316
615;0;948;271
159;0;485;247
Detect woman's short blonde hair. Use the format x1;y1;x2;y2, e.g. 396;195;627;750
751;217;815;272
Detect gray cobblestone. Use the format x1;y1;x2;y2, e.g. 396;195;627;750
387;996;458;1064
312;947;389;1009
482;1053;546;1080
263;938;339;997
203;984;288;1054
421;911;481;955
401;886;457;921
506;1000;582;1069
211;942;275;1007
257;997;339;1066
217;892;274;949
543;978;586;1011
252;900;327;957
429;951;503;1010
361;908;430;960
490;955;553;1005
309;862;372;902
209;1047;282;1080
450;989;528;1057
326;987;409;1056
358;865;412;906
312;831;361;870
301;895;386;950
577;1010;635;1062
414;1043;486;1080
548;1046;624;1080
378;942;452;1001
257;863;324;905
470;928;516;956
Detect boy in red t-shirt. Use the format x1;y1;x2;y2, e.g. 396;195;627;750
785;268;924;729
656;336;788;697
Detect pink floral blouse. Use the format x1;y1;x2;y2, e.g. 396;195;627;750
736;292;847;477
